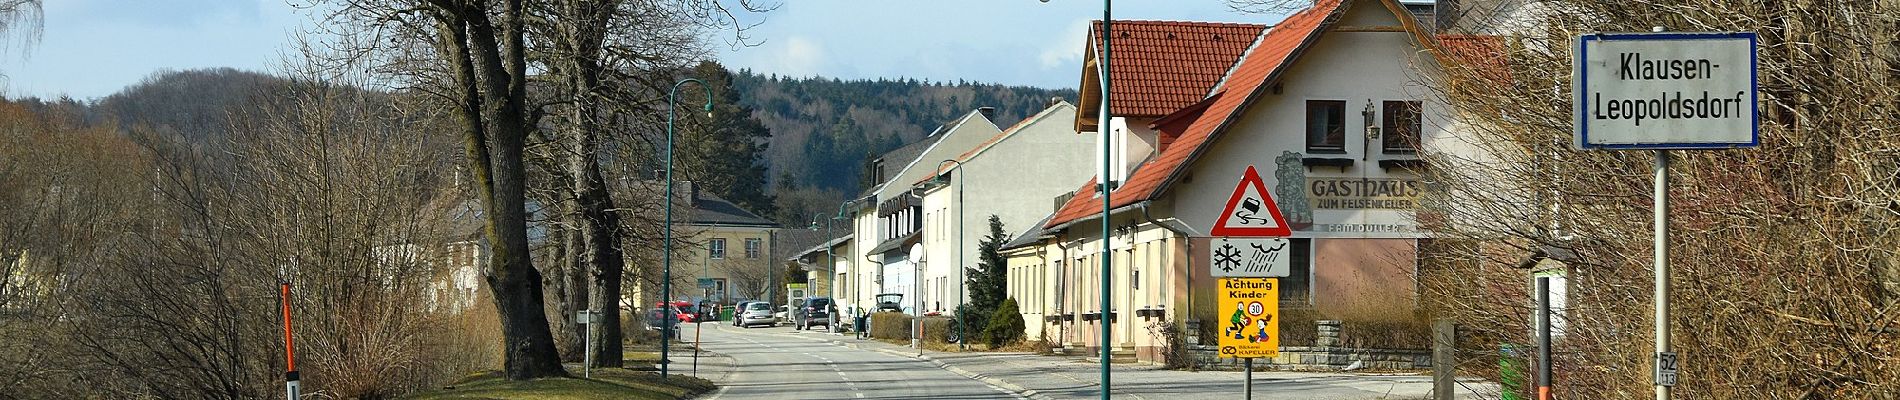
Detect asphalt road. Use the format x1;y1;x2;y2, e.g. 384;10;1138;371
687;322;1025;400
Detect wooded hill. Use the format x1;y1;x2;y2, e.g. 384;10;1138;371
25;68;1076;225
732;71;1077;195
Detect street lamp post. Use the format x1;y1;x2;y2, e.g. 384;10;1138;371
837;202;853;321
822;214;835;331
935;159;967;349
1040;1;1113;396
1098;4;1114;399
662;78;714;379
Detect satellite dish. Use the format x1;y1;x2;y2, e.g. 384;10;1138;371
908;243;925;263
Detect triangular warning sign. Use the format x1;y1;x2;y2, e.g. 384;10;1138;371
1211;165;1291;237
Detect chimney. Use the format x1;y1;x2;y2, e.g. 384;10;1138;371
977;106;996;120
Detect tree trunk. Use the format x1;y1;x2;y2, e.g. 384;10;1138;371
561;0;625;368
548;214;588;362
437;2;565;380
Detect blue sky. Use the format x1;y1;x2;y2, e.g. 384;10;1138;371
4;0;1279;100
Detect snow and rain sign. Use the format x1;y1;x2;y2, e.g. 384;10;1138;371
1573;32;1759;149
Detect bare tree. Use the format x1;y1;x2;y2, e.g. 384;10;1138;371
1416;0;1900;398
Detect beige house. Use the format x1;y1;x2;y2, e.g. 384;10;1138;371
1006;0;1475;364
628;182;782;307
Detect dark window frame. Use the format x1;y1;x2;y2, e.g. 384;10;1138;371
1382;100;1422;154
1283;238;1313;305
1306;100;1348;153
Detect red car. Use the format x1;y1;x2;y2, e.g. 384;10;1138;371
649;301;695;326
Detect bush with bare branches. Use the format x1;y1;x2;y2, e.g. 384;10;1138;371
1414;0;1900;398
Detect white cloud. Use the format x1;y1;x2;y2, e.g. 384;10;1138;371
1038;18;1091;70
774;36;826;78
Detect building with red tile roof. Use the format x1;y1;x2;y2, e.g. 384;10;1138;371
1005;0;1480;365
1075;20;1267;130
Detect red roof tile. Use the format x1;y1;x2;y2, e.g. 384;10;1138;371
1048;0;1345;229
1089;20;1266;117
1434;34;1510;83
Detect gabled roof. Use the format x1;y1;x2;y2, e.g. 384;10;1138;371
1077;20;1267;128
914;101;1075;185
858;109;993;198
1048;0;1348;229
687;190;779;228
784;229;852;262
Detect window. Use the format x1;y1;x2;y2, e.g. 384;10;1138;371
1284;238;1313;304
709;238;726;259
745;238;762;259
1306;100;1347;153
1383;100;1422;153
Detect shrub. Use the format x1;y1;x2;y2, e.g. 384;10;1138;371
955;304;991;345
870;312;912;340
982;298;1026;347
920;315;955;343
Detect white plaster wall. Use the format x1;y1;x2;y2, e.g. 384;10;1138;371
1169;4;1452;239
846;110;1003;313
917;104;1091;316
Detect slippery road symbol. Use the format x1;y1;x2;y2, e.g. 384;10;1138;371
1232;198;1269;225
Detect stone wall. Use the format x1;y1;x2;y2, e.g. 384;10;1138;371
1187;319;1432;371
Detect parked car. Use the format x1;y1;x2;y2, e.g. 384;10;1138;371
731;301;763;326
774;305;791;324
738;301;778;328
874;293;904;313
650;301;695;325
644;305;684;339
794;297;835;331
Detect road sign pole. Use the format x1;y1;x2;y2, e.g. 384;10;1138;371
1537;276;1552;400
280;282;300;400
583;311;594;378
1653;149;1671;400
1244;358;1254;400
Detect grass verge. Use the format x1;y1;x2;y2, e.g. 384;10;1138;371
402;366;714;400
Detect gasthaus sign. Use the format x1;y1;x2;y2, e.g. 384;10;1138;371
1573;32;1759;149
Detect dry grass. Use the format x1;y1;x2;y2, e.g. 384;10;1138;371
401;367;714;400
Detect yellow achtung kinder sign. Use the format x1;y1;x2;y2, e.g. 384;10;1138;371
1218;278;1279;358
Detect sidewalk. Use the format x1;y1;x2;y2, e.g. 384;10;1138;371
830;334;1498;400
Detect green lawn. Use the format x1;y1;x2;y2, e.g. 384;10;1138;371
403;367;714;400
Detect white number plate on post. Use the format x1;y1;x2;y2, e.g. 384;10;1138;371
1655;352;1679;387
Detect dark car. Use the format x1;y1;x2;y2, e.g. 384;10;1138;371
795;297;835;331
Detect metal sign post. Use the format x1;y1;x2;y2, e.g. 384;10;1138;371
577;310;594;378
1244;357;1253;400
1574;27;1758;399
1651;148;1670;400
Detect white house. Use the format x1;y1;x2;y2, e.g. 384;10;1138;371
841;109;1001;315
908;101;1094;315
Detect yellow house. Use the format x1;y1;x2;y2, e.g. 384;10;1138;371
628;182;782;308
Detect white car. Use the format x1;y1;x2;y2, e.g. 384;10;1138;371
739;302;778;328
774;305;791;324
